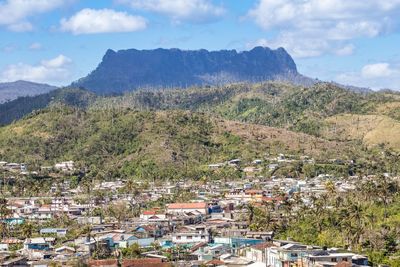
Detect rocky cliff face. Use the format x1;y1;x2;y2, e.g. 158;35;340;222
73;47;299;94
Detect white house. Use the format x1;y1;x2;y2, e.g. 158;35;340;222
54;161;74;171
172;230;210;244
167;202;208;215
140;210;167;221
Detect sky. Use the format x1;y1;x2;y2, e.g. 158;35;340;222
0;0;399;90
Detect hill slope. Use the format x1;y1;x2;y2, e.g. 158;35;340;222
0;106;361;179
0;88;97;125
72;47;302;94
92;82;400;150
0;80;57;103
1;81;400;151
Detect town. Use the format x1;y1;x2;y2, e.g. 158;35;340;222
0;153;397;267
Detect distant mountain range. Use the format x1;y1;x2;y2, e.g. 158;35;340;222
72;47;310;94
0;80;57;103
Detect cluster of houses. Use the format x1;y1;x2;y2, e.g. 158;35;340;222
0;155;379;266
1;198;370;267
0;160;75;175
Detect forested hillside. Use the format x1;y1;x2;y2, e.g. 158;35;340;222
2;81;400;152
0;105;370;180
0;88;96;125
93;82;400;150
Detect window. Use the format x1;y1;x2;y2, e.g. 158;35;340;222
176;236;181;240
331;258;337;262
291;253;298;258
342;258;348;262
187;236;192;239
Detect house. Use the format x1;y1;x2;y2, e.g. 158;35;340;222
252;159;263;164
172;230;210;244
24;237;53;251
55;246;76;254
40;228;68;237
244;242;273;264
0;256;28;267
54;246;76;260
121;258;171;267
77;216;103;225
88;259;118;267
140;210;167;221
167;202;208;215
267;243;323;267
205;259;225;266
245;231;274;241
97;232;155;249
214;237;264;254
4;163;20;171
192;243;230;261
299;251;369;267
228;159;241;166
54;161;74;171
0;243;8;251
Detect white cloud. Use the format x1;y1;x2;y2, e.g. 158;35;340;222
361;63;394;78
0;54;73;85
247;0;400;58
336;62;400;90
60;8;147;35
1;44;17;53
246;34;332;58
0;0;67;31
29;42;43;50
335;44;355;56
41;55;72;68
119;0;225;23
7;21;33;32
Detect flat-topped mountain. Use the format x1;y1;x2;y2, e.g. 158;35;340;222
72;47;301;94
0;80;57;103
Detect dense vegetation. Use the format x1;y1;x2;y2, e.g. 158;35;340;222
0;88;96;125
92;82;400;149
246;176;400;266
0;104;366;182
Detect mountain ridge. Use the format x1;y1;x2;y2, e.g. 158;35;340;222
72;46;301;94
0;80;57;103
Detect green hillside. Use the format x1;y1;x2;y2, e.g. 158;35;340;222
1;81;400;174
0;88;96;125
92;82;400;150
0;104;377;180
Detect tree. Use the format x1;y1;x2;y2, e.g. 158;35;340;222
21;221;34;238
122;243;141;258
107;201;130;228
0;197;11;239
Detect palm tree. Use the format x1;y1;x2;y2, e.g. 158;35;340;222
21;221;34;238
246;203;255;225
0;197;11;239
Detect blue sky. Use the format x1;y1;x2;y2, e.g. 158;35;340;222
0;0;399;90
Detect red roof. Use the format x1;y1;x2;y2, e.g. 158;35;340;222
206;259;225;266
167;202;207;209
335;261;352;267
122;258;171;267
143;210;157;215
1;238;23;244
88;259;118;267
262;196;285;202
245;189;263;195
251;242;273;250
